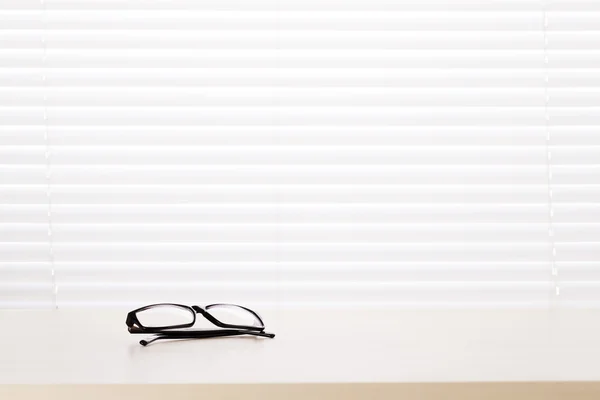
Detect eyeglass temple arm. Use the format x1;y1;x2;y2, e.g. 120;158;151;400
140;329;275;346
140;330;244;346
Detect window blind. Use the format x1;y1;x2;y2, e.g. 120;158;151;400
1;0;599;308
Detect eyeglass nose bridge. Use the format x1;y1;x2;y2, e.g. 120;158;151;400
191;305;204;313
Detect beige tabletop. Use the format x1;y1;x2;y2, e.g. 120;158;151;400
0;308;599;384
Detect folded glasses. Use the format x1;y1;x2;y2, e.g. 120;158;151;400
126;303;275;346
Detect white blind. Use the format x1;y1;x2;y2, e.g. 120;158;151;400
1;0;599;308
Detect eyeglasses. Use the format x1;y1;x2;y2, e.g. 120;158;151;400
126;303;275;346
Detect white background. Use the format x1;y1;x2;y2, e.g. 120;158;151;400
1;0;599;309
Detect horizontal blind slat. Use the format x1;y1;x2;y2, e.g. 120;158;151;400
0;146;563;165
0;11;546;31
2;204;595;223
0;222;554;243
4;49;585;69
6;223;598;242
0;126;553;146
0;184;552;204
0;165;553;185
8;0;600;12
4;68;600;87
4;68;595;87
0;106;551;125
2;145;600;165
4;31;600;50
0;87;553;107
41;243;551;262
3;126;599;146
7;88;600;107
0;204;552;223
48;261;551;281
0;31;549;50
0;0;563;12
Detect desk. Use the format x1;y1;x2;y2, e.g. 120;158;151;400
1;309;599;398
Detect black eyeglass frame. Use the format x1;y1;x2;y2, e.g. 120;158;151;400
126;303;267;334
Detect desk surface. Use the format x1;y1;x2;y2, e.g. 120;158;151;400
0;308;599;384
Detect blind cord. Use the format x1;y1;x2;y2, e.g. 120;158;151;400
41;0;58;309
543;5;559;300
